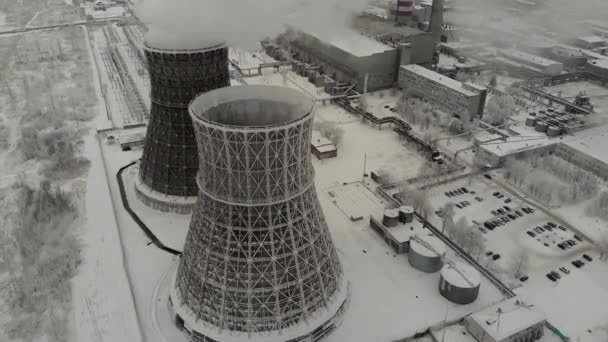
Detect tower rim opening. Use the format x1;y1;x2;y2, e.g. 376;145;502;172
189;85;315;129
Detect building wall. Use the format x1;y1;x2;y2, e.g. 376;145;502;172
398;66;485;119
555;144;608;180
465;317;545;342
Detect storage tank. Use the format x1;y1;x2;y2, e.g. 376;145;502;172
535;121;548;132
382;209;400;227
408;235;446;273
525;116;537;127
398;206;415;223
547;125;561;137
439;262;480;304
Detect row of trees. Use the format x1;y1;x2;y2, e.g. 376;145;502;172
503;156;598;206
314;121;344;146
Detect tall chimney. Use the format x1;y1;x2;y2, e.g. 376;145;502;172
430;0;445;44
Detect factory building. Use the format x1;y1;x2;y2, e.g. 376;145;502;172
498;49;563;76
369;207;424;254
278;26;434;93
464;297;546;342
587;58;608;78
398;64;487;119
575;36;607;50
439;262;481;304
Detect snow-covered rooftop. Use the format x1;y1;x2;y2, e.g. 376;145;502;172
500;49;562;68
563;127;608;165
588;57;608;69
401;64;478;96
311;130;336;151
479;136;554;157
304;29;395;57
467;296;546;341
577;35;606;45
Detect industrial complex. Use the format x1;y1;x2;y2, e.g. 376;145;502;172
5;0;608;342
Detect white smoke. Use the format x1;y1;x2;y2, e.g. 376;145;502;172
136;0;371;50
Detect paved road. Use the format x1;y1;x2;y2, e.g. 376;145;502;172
0;17;122;37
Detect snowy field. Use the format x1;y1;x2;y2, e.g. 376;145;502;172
424;174;608;341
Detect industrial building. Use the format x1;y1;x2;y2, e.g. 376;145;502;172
275;24;434;93
439;262;481;304
464;297;546;342
369;207;421;254
587;58;608;78
398;64;488;119
575;36;607;50
498;49;563;76
137;40;229;213
311;131;338;160
172;86;348;342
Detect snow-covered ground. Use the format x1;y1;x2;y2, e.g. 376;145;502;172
423;174;608;341
229;47;274;69
246;70;331;100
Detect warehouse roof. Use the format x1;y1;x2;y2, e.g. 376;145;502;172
467;297;545;341
500;49;562;67
304;29;394;57
577;36;606;45
400;64;478;96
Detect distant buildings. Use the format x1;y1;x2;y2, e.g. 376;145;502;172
398;64;487;119
498;49;563;76
274;26;434;93
464;297;545;342
575;36;607;50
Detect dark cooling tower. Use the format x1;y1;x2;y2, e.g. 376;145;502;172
136;42;229;213
169;86;348;341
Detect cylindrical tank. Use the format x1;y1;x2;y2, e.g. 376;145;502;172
535;121;548;132
525;116;537;127
439;262;480;304
548;125;561;137
399;206;415;223
383;209;400;227
408;235;446;273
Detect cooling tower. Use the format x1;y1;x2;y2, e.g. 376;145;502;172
170;86;348;341
136;41;230;214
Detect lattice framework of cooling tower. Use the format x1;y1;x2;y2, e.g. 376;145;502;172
138;43;229;200
171;86;348;340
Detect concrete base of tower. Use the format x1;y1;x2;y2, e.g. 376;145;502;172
134;173;196;215
166;266;350;342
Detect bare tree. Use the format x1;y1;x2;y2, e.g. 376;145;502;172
598;233;608;262
315;121;344;146
509;248;530;278
440;202;455;234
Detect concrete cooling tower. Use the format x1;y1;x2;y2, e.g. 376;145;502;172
135;40;230;214
169;86;349;342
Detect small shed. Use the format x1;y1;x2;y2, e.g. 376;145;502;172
311;131;337;160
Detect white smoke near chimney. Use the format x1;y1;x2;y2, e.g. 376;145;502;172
136;0;371;50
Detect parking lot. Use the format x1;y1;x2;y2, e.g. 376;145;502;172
426;175;592;281
425;174;608;339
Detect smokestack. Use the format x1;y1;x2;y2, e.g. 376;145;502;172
396;0;414;25
430;0;445;44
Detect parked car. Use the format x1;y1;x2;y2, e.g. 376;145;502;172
475;197;483;202
504;198;512;203
551;271;561;279
461;187;469;193
558;225;567;231
492;254;501;260
557;243;566;250
583;254;593;262
485;251;494;256
435;210;444;217
484;174;493;179
559;267;570;274
491;210;498;216
497;194;505;198
515;210;523;217
527;231;536;237
484;222;493;229
546;273;557;281
463;200;470;206
456;204;462;209
508;214;517;220
547;222;557;228
493;191;500;196
574;234;583;242
445;192;451;197
520;276;529;282
503;206;511;212
572;260;584;268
